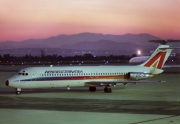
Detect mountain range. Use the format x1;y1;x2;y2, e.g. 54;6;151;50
0;32;162;56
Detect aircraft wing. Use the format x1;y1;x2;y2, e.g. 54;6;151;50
163;65;180;68
84;80;165;87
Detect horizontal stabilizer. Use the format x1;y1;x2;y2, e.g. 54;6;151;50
149;40;180;45
159;46;180;50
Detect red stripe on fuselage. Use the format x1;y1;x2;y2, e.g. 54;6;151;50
34;75;125;81
55;75;125;80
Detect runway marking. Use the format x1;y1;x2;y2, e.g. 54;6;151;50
131;115;179;124
8;96;22;101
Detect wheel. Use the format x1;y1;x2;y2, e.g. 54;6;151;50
89;87;96;92
104;87;112;93
16;91;21;95
16;88;21;95
104;87;108;93
108;87;112;93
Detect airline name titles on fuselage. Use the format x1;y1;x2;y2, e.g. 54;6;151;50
45;70;83;74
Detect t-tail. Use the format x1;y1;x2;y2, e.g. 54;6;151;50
140;45;173;69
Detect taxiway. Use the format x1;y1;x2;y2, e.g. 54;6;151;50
0;65;179;124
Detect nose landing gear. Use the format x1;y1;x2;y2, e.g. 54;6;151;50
16;88;21;95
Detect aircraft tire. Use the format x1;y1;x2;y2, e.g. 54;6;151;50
104;87;112;93
109;88;112;93
104;87;107;93
89;87;96;92
16;91;21;95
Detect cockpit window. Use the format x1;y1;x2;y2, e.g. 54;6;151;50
18;72;28;76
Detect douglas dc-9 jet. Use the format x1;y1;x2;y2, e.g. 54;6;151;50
6;45;173;95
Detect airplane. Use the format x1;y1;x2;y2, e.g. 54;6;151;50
129;56;149;64
5;45;173;95
129;40;180;65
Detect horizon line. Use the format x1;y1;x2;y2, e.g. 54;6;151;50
0;32;161;42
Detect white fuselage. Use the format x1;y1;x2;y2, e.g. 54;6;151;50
7;65;162;89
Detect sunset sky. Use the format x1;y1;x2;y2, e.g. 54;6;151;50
0;0;179;42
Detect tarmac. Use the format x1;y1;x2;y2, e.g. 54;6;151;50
0;65;180;124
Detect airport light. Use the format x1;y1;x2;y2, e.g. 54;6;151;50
137;50;142;55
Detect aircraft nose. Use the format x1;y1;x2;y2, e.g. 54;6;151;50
5;80;9;86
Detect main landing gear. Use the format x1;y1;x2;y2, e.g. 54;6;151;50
104;86;112;93
89;87;96;92
89;86;112;93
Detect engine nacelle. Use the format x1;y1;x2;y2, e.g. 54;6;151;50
127;72;153;80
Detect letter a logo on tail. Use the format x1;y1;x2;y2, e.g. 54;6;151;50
144;52;166;69
140;45;173;69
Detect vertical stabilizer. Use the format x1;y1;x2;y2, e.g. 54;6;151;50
140;45;173;69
